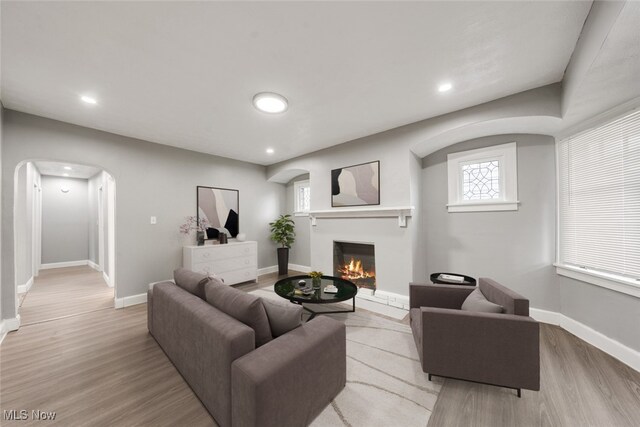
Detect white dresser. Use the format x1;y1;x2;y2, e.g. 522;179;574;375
183;241;258;285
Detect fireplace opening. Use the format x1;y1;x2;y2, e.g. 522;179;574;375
333;241;376;290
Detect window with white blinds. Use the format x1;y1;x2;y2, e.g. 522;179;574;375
557;109;640;287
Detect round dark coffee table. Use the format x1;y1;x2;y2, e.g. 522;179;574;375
274;275;358;320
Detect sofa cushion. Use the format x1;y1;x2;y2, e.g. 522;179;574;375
205;284;273;347
461;288;504;313
174;268;212;299
261;298;303;337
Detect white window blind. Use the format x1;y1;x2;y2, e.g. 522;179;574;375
558;110;640;281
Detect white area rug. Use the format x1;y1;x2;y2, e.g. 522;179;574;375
251;289;441;427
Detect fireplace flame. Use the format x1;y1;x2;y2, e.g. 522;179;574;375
337;257;375;280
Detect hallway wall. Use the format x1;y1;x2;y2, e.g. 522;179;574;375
41;176;89;264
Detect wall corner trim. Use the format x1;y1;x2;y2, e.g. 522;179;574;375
288;264;312;273
17;277;34;294
88;260;101;271
40;260;90;270
530;308;640;373
257;265;279;276
114;293;146;309
0;316;22;345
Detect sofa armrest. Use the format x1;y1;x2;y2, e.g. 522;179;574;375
152;282;255;427
421;307;540;391
231;316;346;427
409;282;475;309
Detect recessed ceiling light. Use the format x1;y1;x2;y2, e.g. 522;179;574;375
63;173;69;177
64;166;72;170
81;95;97;104
438;82;453;93
266;148;275;154
253;92;288;114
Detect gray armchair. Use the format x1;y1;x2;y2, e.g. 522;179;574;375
409;278;540;397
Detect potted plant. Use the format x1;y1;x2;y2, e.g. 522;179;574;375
309;271;323;289
179;216;210;246
269;214;296;275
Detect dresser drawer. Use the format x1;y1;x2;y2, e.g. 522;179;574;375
192;256;256;275
221;268;257;285
192;243;256;263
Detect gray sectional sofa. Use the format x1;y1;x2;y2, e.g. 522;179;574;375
148;269;346;427
409;277;540;396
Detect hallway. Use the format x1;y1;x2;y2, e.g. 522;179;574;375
19;266;113;326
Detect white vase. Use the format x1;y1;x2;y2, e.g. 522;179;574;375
236;233;247;242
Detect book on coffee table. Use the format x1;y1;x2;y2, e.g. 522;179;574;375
438;274;465;283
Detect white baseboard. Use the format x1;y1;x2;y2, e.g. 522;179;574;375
114;293;147;309
17;277;34;294
288;263;311;273
40;260;89;270
87;260;101;271
103;272;113;288
257;265;279;276
0;316;21;345
356;289;410;311
258;264;312;276
531;308;640;373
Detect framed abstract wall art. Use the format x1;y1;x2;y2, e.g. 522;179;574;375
197;186;239;239
331;160;380;207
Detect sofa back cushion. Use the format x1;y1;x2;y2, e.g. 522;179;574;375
461;288;504;313
174;268;212;299
261;298;303;337
478;278;529;316
205;284;273;347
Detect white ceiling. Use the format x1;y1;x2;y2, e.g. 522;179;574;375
1;1;592;165
34;161;101;180
563;1;640;129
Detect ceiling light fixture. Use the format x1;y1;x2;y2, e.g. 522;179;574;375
81;95;97;104
64;166;72;170
253;92;288;114
438;82;453;93
266;148;275;154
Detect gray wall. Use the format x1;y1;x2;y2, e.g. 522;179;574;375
41;176;89;264
87;173;101;265
1;110;286;319
422;134;559;312
558;271;640;352
285;174;311;267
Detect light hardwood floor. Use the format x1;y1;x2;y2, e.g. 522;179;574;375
18;266;113;326
2;268;639;426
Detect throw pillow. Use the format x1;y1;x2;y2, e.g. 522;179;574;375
461;288;504;313
261;298;303;337
205;284;273;347
173;268;210;299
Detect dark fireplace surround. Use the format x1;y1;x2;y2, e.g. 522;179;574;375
333;241;376;290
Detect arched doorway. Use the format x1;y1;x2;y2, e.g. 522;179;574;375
13;160;117;326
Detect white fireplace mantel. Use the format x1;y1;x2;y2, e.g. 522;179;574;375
308;206;414;227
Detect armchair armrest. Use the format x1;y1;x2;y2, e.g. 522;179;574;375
231;316;346;427
409;282;475;309
421;307;540;391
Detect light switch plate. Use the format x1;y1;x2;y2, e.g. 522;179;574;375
150;216;157;225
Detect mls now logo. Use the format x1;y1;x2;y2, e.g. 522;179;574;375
3;409;57;421
3;410;28;420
